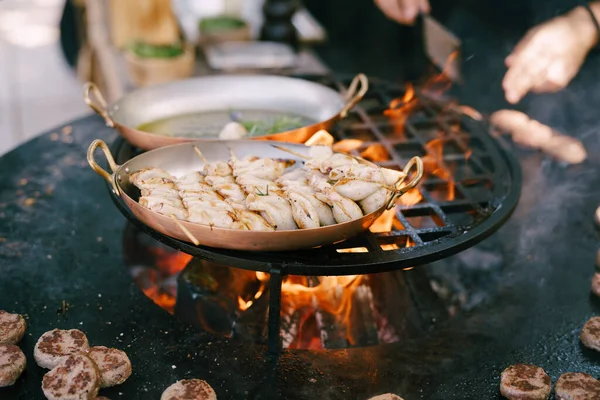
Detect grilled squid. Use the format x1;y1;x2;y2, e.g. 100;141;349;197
202;161;232;177
246;193;297;230
235;174;283;197
305;153;358;174
139;196;187;220
285;191;321;229
308;172;363;223
315;190;364;224
332;179;385;201
329;164;405;186
129;168;174;187
205;175;247;203
277;168;335;227
229;151;295;180
359;188;390;214
285;187;335;226
276;168;308;187
236;209;276;231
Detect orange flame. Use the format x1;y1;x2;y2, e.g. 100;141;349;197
238;272;269;311
384;83;418;139
137;251;192;314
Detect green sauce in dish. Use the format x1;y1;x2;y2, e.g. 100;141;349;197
199;16;247;33
137;110;313;138
128;41;185;59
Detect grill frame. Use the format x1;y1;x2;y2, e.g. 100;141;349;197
108;76;522;276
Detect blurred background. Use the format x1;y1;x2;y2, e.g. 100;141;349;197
0;0;436;156
0;0;585;156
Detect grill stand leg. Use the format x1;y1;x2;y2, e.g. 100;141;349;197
267;266;283;355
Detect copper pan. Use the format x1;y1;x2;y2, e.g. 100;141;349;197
83;74;369;150
86;139;423;252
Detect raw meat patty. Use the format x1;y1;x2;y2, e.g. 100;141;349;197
555;372;600;400
580;316;600;352
0;310;26;344
499;363;551;400
367;394;405;400
86;346;132;387
0;344;26;387
34;329;90;369
161;379;217;400
42;354;100;400
591;273;600;297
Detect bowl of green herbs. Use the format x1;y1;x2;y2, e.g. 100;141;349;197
198;15;250;45
124;41;195;87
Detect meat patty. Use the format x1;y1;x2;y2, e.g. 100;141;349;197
86;346;132;387
0;344;26;387
555;372;600;400
591;273;600;297
367;394;405;400
499;363;551;400
580;316;600;352
161;379;217;400
0;310;26;345
34;329;90;369
42;354;100;400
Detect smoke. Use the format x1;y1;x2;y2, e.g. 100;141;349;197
514;162;595;259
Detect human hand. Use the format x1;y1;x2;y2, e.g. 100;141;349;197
374;0;430;25
502;6;599;104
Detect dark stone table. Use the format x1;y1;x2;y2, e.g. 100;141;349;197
1;99;600;399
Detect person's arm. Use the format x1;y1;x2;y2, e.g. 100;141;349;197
502;3;600;104
570;2;600;49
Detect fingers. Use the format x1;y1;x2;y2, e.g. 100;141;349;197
504;29;536;67
503;33;552;103
397;0;420;25
503;54;543;104
375;0;422;25
419;0;431;14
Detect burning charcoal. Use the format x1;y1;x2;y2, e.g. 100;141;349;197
499;364;551;400
0;310;26;344
0;344;26;387
86;346;132;388
367;394;404;400
42;354;100;400
580;316;600;352
591;273;600;297
161;379;216;400
176;259;263;336
555;372;600;400
34;329;90;369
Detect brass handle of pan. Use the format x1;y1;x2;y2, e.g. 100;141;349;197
386;156;424;210
340;73;369;118
83;82;116;128
87;139;121;195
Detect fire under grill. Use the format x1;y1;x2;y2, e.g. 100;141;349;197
112;75;522;353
